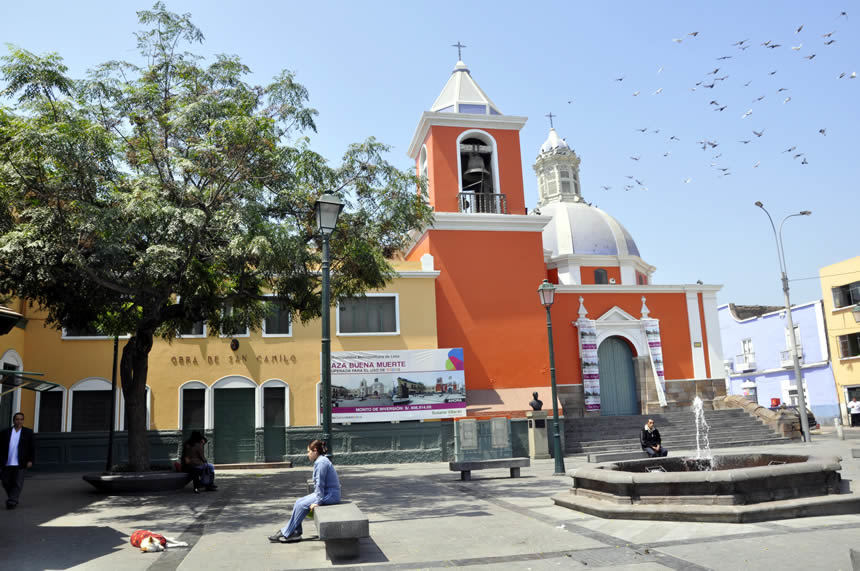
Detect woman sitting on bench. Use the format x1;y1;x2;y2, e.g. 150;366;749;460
182;431;217;493
269;439;341;543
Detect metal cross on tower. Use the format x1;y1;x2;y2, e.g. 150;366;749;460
545;112;556;129
451;41;467;61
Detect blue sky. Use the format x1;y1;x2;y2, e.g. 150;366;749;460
2;1;856;306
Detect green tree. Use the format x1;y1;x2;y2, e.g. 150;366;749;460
0;3;431;471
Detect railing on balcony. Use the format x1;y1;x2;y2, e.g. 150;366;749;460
734;353;756;371
780;349;804;368
458;191;507;214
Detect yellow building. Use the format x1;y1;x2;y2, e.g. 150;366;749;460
0;258;439;464
819;256;860;425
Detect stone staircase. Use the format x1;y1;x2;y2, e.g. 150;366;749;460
563;408;793;456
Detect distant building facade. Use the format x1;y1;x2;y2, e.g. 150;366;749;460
819;256;860;426
718;301;839;422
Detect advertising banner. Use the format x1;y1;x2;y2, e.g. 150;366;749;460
328;348;466;423
576;319;600;411
643;319;668;406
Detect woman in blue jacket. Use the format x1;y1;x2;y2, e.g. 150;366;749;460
269;439;341;543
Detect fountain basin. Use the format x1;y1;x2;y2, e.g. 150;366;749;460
553;453;860;523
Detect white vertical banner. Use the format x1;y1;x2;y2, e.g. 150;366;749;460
577;318;600;412
643;319;667;407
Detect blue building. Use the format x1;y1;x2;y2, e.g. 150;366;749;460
718;301;839;422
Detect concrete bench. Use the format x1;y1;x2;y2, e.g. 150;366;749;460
449;457;530;481
312;501;369;560
852;449;860;459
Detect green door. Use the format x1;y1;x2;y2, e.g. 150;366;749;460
597;337;639;416
263;386;286;462
214;388;255;464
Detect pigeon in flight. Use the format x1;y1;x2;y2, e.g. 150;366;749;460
793;153;804;159
703;83;716;89
715;105;727;112
715;75;729;81
636;127;648;132
710;100;720;105
653;87;663;95
839;72;847;78
819;128;827;135
739;139;751;144
767;44;782;49
839;11;847;18
689;31;699;36
625;175;635;179
708;68;720;75
851;72;857;79
744;80;753;86
784;97;792;103
791;44;803;51
630;155;641;161
769;70;778;75
801;157;808;165
753;161;760;168
664;152;671;157
824;39;836;45
673;38;683;43
753;129;765;137
777;87;789;92
684;178;692;183
669;135;680;141
733;39;749;46
754;95;766;102
783;146;797;153
632;91;641;96
804;54;816;60
601;185;611;191
822;32;834;38
796;24;804;34
615;75;625;82
742;109;753;118
717;55;733;60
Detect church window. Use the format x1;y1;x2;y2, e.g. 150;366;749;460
181;383;206;434
68;378;113;431
561;181;571;194
594;269;608;284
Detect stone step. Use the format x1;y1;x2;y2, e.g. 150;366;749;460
568;436;788;454
569;429;778;448
585;438;795;463
566;426;774;442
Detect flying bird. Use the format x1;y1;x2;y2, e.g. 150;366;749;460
762;40;772;46
851;72;858;79
636;127;648;132
601;185;611;191
839;11;847;18
567;99;574;104
635;179;644;185
819;128;827;135
777;87;789;92
709;100;720;105
801;157;808;165
664;152;671;157
753;129;765;137
615;75;625;81
717;55;733;60
804;54;816;60
793;153;804;159
708;68;720;75
753;161;760;168
754;95;766;102
715;105;727;111
630;155;641;161
742;109;753;118
703;82;716;88
769;70;778;75
796;24;804;34
684;177;692;183
784;96;792;103
657;65;664;74
791;44;803;50
824;39;836;45
653;87;663;95
715;75;729;81
739;139;751;144
839;72;847;78
822;32;834;38
673;38;683;43
733;39;749;46
632;91;641;96
669;135;680;141
625;175;635;179
767;43;782;49
744;80;753;87
783;146;796;153
689;31;699;36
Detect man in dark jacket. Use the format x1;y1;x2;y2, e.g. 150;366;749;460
640;418;668;457
1;411;35;509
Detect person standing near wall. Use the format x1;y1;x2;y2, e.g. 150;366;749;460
848;397;860;427
1;412;35;509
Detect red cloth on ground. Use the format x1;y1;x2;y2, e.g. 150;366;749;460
130;530;167;548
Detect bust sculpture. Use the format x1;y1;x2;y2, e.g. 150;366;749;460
529;391;543;411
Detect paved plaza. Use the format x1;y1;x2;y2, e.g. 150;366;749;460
2;428;859;571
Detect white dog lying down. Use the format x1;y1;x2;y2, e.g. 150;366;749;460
131;529;189;553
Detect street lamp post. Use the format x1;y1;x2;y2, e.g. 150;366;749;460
755;201;812;442
315;194;344;458
538;279;566;475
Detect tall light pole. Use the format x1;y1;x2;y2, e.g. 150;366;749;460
755;201;812;442
315;194;344;458
538;279;566;475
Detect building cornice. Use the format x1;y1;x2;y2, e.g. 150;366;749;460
407;111;528;158
429;212;552;232
556;284;723;294
547;253;657;275
396;271;441;279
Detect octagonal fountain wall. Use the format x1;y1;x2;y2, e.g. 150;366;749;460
552;453;860;523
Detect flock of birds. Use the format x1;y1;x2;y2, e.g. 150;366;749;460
562;11;854;194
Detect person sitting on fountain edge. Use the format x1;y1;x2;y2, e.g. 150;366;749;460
640;418;668;457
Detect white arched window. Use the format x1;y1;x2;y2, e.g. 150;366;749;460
35;385;67;433
67;378;116;432
260;379;291;429
455;129;502;213
179;380;208;431
1;349;23;427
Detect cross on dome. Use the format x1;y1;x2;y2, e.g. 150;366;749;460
545;112;556;129
451;41;467;61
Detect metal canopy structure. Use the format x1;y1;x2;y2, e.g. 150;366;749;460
0;306;24;336
0;371;62;398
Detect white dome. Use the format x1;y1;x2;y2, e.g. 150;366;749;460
539;128;570;154
541;201;641;258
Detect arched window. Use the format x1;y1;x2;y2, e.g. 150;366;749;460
0;349;23;427
456;130;502;213
179;380;208;435
35;386;66;433
67;378;114;431
594;269;608;284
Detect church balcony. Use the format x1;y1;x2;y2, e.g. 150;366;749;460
458;191;508;214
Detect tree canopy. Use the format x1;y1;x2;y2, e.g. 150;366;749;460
0;2;432;470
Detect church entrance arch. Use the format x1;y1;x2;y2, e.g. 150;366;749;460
597;336;638;416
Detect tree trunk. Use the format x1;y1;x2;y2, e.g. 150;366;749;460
120;331;153;472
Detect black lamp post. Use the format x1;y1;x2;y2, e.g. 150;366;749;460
315;193;344;458
754;201;812;442
538;279;566;475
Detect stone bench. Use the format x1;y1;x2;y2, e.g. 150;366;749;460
449;457;530;481
852;449;860;459
312;501;369;560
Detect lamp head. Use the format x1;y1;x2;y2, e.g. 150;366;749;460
314;194;344;236
800;210;811;216
537;279;556;308
754;201;763;208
